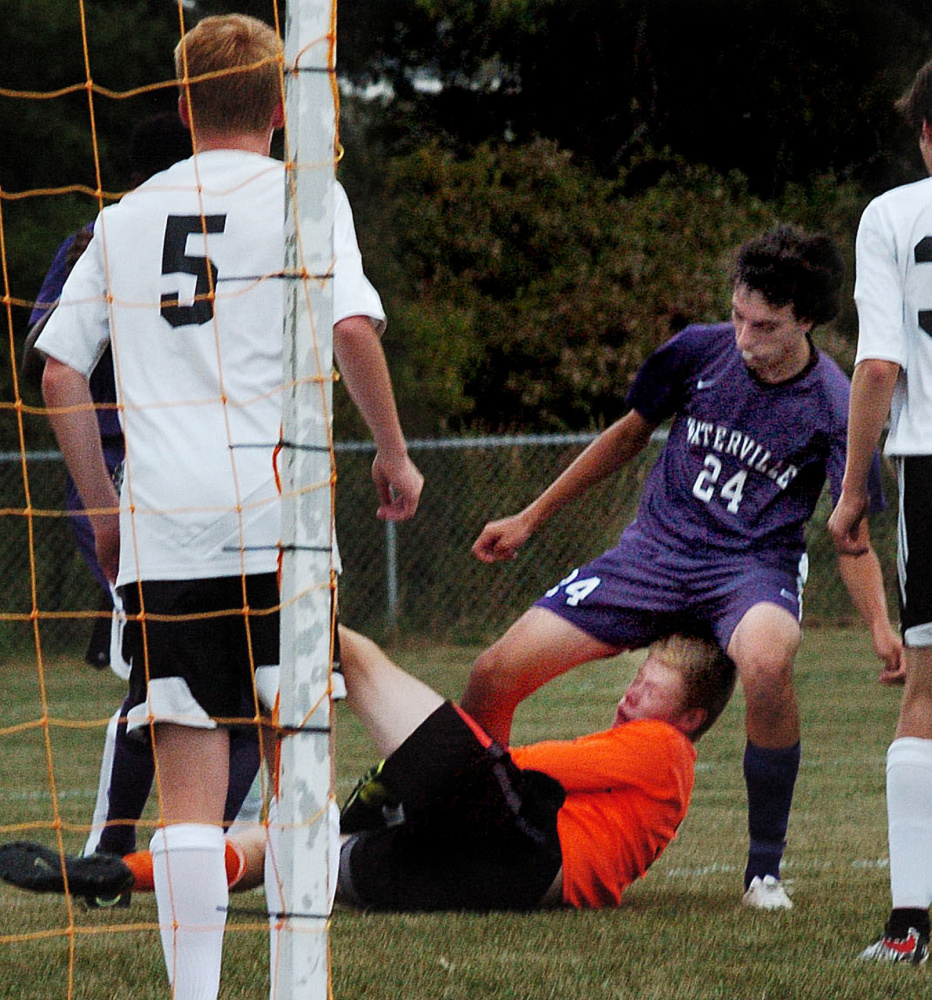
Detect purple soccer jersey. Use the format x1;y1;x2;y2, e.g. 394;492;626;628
627;323;883;570
535;323;884;650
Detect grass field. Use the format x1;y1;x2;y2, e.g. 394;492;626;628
0;627;921;999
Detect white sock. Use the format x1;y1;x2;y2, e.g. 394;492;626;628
83;708;121;856
150;824;228;1000
264;797;284;1000
887;737;932;909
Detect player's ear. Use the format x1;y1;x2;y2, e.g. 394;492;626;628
271;99;284;130
177;94;192;130
676;706;707;739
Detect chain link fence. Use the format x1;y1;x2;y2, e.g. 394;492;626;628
0;433;894;658
335;434;656;641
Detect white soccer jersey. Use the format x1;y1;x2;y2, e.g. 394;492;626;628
854;175;932;455
36;150;385;585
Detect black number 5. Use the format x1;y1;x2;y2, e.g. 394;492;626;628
914;236;932;336
160;214;226;328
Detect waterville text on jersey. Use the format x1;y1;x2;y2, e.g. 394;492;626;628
685;417;799;489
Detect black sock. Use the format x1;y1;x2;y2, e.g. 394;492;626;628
885;908;931;939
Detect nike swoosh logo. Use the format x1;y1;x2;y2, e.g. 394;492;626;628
696;378;716;390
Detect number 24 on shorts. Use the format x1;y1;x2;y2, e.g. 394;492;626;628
545;568;602;606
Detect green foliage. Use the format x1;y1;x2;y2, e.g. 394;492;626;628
338;0;932;193
342;141;871;435
0;0;915;445
0;0;182;448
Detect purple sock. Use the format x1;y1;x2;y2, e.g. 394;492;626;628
223;726;261;823
96;697;154;857
743;740;800;888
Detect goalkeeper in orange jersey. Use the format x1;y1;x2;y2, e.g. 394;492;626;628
0;625;734;911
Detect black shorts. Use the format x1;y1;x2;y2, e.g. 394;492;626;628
337;702;565;911
121;573;280;732
897;456;932;646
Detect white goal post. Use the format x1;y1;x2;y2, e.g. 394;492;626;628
276;1;338;997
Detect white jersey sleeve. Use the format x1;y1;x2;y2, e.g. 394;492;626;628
854;176;932;455
34;229;110;375
333;181;385;333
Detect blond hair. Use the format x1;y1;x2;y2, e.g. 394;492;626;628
649;633;736;741
175;14;282;135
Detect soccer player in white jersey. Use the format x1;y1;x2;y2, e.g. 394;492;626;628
37;14;422;1000
829;59;932;965
467;225;903;913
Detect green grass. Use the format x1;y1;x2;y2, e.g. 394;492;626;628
0;628;915;999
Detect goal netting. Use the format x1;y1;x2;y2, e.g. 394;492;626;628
0;3;339;999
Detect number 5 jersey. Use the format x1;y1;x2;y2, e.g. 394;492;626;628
36;150;384;586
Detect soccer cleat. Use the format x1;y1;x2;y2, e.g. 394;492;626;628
0;842;133;897
859;927;929;965
82;887;132;910
340;761;402;833
741;875;793;910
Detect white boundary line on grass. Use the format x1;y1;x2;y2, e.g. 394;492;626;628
662;857;890;879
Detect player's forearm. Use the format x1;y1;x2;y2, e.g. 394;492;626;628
333;315;408;457
522;410;654;529
42;358;119;514
837;547;892;633
842;358;899;494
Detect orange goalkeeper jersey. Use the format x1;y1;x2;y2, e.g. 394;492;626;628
511;719;696;909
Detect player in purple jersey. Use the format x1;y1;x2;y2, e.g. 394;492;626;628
466;224;903;911
830;60;932;964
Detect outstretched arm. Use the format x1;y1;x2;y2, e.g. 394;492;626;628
42;357;120;582
333;315;424;523
836;544;904;685
472;409;656;563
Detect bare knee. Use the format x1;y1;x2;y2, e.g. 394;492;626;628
463;640;518;711
740;657;794;708
470;638;511;688
729;605;801;744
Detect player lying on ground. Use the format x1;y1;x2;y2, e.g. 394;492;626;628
465;224;903;912
0;626;734;911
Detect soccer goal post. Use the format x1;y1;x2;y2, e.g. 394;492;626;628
276;1;338;997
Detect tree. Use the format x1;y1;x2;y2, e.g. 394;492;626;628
0;0;181;446
338;137;867;437
337;0;932;193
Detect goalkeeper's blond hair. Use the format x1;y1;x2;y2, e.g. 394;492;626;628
650;633;736;741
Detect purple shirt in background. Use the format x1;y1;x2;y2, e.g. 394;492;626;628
31;224;123;593
30;223;122;442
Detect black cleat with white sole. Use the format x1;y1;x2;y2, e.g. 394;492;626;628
0;841;133;897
